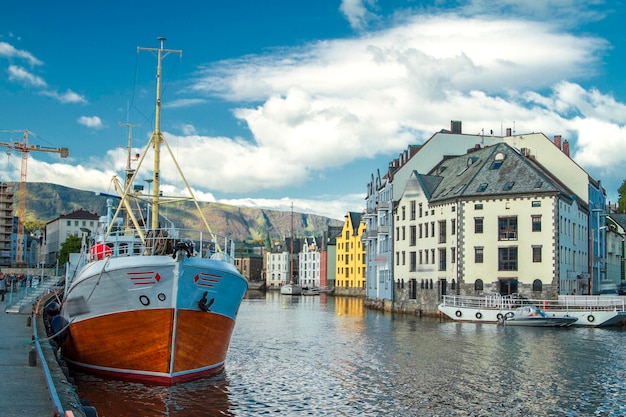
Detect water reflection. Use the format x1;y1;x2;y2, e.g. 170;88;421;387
75;293;626;416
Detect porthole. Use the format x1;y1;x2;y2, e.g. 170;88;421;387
158;293;166;302
139;295;150;306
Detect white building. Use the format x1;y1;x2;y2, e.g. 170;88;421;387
299;238;321;288
395;142;589;298
44;209;99;264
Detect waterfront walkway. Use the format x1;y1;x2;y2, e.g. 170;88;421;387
0;304;57;417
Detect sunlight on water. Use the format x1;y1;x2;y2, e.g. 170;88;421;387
74;292;626;416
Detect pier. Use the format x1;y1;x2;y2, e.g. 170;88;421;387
1;279;94;417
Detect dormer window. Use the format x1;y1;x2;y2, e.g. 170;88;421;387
476;183;487;192
489;152;505;170
503;182;515;191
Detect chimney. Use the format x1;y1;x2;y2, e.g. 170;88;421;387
506;127;511;136
562;140;570;157
554;135;562;150
451;120;462;134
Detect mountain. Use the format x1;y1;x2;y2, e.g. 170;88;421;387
18;183;344;242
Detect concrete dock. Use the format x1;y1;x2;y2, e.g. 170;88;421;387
2;291;93;417
0;305;57;417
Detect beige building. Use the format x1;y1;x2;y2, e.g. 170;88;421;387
395;142;589;298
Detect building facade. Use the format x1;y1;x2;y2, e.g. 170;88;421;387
394;142;589;299
335;212;366;289
44;209;99;263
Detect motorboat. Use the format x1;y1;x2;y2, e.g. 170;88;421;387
438;294;626;327
499;305;578;327
280;283;303;295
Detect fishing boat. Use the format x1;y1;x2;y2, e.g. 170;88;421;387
55;38;248;385
498;305;578;327
438;294;626;327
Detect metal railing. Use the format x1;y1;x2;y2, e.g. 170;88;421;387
440;294;626;312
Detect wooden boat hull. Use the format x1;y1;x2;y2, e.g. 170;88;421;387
60;254;247;385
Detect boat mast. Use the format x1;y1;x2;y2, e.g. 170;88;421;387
137;37;182;230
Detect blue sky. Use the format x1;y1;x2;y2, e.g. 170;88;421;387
1;0;625;220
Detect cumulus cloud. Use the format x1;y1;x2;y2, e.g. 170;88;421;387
78;116;103;128
7;65;46;87
182;14;613;199
17;3;625;218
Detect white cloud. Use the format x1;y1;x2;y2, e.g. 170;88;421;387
42;89;87;104
7;65;46;87
34;6;626;216
78;116;103;129
340;0;377;31
0;42;42;66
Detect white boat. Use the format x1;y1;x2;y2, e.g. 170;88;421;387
438;294;626;327
52;38;248;385
499;305;578;327
280;283;303;295
302;287;320;296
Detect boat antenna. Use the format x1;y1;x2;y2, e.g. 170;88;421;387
137;37;182;230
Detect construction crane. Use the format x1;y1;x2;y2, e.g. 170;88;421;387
0;130;69;266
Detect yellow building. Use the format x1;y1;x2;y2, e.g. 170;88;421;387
335;211;366;289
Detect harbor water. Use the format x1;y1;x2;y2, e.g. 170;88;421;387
74;291;626;416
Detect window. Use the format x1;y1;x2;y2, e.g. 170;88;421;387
503;182;515;191
498;247;518;271
419;250;423;264
402;206;406;220
419;224;423;238
498;216;518;240
475;203;483;210
425;250;429;264
532;215;541;232
476;183;487;192
532;201;541;207
474;218;484;234
410;226;416;246
431;222;435;237
534;181;543;189
402;226;406;240
419;203;423;218
424;223;429;238
410;201;416;220
410;252;416;272
402;251;405;265
451;219;456;235
475;279;484;291
474;247;484;263
438;221;446;243
532;279;543;292
396;227;399;241
451;247;456;263
532;246;542;262
439;248;446;271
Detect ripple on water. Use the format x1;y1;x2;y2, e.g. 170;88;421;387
74;295;626;416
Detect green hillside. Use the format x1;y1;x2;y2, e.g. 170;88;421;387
18;183;343;242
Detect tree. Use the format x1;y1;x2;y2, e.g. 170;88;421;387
619;180;626;213
58;235;82;265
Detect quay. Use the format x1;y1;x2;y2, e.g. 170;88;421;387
1;279;95;417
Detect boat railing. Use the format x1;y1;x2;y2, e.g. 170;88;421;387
93;228;237;263
440;294;626;312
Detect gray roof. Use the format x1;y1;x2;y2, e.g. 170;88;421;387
408;142;573;204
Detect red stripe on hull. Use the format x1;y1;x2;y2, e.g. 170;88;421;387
62;308;235;385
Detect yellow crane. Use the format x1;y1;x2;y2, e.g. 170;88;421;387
0;130;69;266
